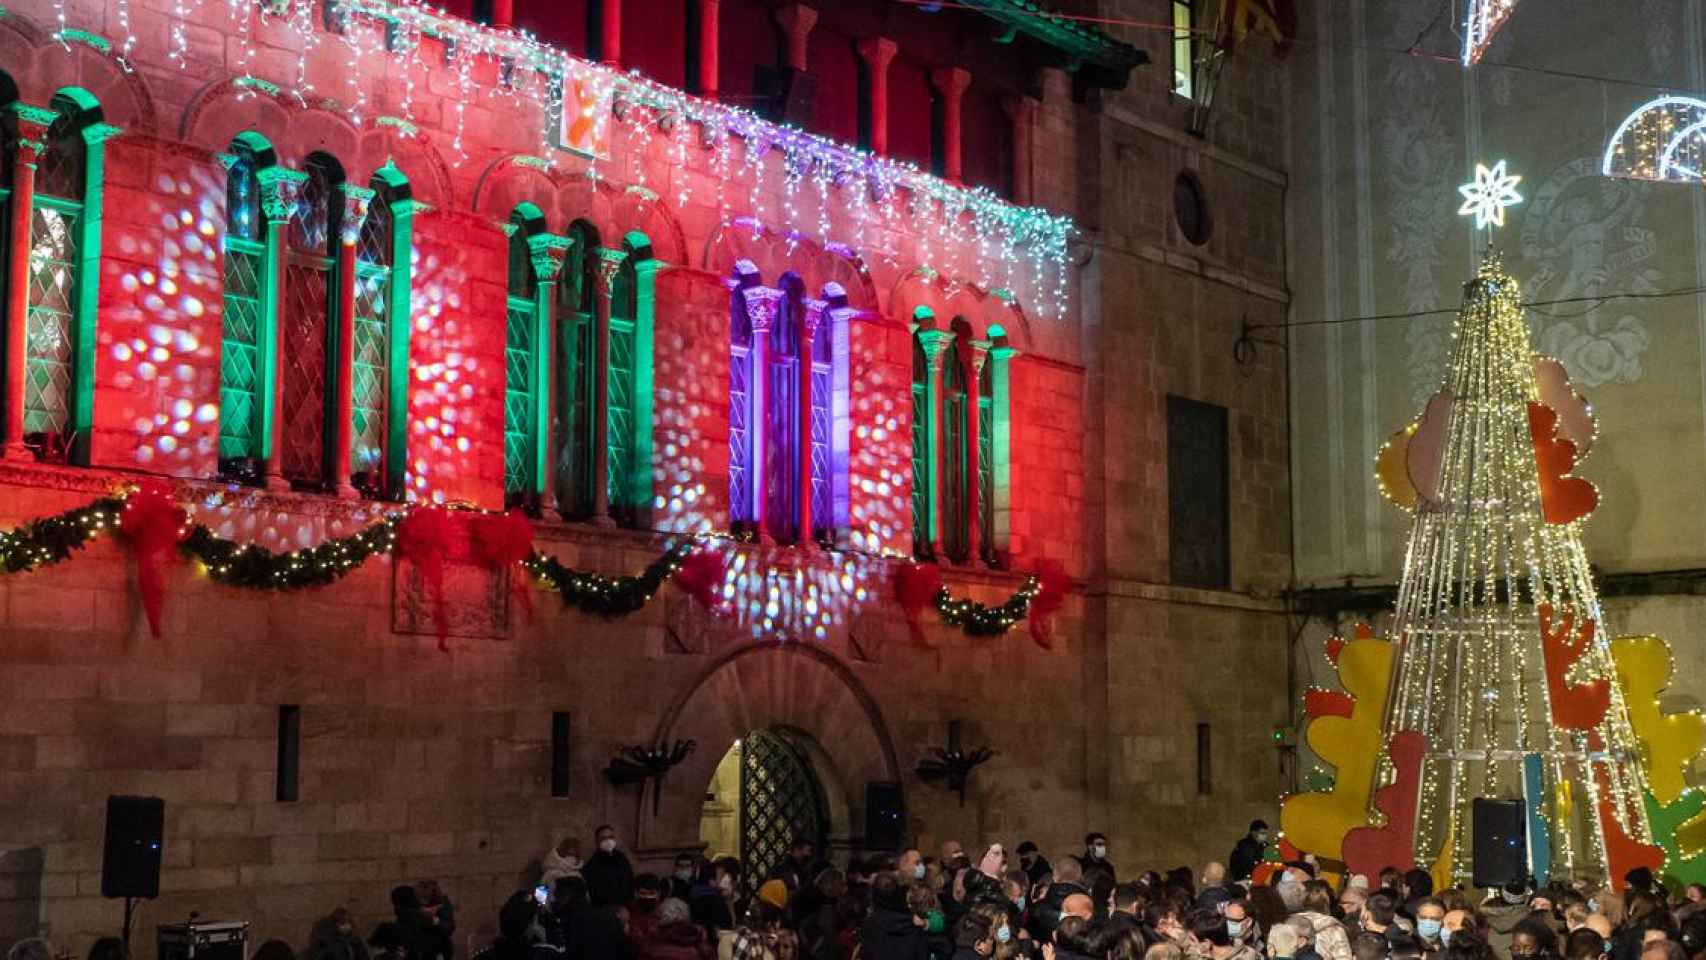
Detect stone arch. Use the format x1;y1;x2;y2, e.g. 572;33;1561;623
181;78;294;151
703;217;878;309
275;106;361;170
640;639;901;853
355;121;452;209
34;38;156;134
890;270;1032;350
472;155;562;224
611;186;687;266
558;178;619;245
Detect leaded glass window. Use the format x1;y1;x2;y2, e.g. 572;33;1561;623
809;309;833;542
911;334;929;557
729;285;754;530
220;148;265;467
24;116;86;460
557;228;597;520
503;218;538;503
978;357;996;564
941;338;969;563
351;182;394;495
280;154;338;488
764;284;802;543
608;259;639;527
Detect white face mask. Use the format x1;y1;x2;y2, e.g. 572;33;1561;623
599;838;617;853
1092;843;1108;858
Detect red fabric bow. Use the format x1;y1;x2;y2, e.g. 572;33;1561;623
397;507;457;651
893;562;943;646
471;509;535;623
1026;558;1069;649
117;481;187;638
674;547;730;614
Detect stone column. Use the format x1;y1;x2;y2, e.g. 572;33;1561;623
775;4;817;72
916;322;954;556
0;105;53;461
331;184;375;499
1003;94;1037;204
855;36;898;156
528;232;572;521
964;339;990;563
491;0;513;28
798;298;826;544
697;0;720;98
601;0;622;66
985;334;1016;563
931;67;972;184
742;285;783;540
256;167;306;491
591;248;628;526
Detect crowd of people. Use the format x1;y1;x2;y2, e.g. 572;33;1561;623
9;820;1706;960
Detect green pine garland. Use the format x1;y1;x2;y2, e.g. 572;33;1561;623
0;496;126;573
524;541;695;617
933;577;1040;637
181;516;401;589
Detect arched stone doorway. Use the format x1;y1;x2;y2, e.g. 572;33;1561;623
639;640;901;866
700;727;839;893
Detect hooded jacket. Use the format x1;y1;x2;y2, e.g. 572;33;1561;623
1482;902;1532;960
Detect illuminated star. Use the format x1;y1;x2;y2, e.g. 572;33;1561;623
1457;160;1524;230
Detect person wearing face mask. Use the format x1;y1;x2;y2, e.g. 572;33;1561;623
900;850;927;884
1187;906;1263;960
1413;899;1447;954
667;854;699;902
950;914;997;960
1077;834;1116;884
1226;901;1264;953
584;825;635;909
1229;823;1270;884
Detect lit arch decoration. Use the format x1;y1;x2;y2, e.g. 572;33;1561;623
1602;96;1706;182
1464;0;1522;66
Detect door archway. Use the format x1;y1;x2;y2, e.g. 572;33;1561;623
700;727;832;894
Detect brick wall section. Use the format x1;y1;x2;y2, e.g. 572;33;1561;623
1008;356;1086;570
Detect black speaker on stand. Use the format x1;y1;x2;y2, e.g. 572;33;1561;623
1471;797;1527;889
103;795;165;956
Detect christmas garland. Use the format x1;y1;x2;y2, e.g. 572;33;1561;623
525;542;696;618
893;560;1070;646
0;496;125;573
935;577;1041;636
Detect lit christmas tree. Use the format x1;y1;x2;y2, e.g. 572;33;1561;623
1373;162;1658;884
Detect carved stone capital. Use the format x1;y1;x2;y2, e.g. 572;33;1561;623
856;35;898;72
527;232;574;285
9;103;58;165
337;183;377;246
931;66;972;101
801;298;829;338
593;246;628;298
741;285;784;333
256;166;309;224
917;328;955;370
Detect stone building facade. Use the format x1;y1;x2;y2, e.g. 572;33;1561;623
0;0;1293;954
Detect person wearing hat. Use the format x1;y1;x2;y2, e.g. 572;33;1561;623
1230;821;1271;883
756;880;789;913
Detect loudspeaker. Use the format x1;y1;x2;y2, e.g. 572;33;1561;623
276;705;300;803
865;782;904;852
551;711;572;798
102;795;164;899
1471;797;1527;889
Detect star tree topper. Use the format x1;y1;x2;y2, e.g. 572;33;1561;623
1458;159;1524;230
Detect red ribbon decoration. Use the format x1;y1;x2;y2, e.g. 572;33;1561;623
675;547;731;614
470;509;535;623
1026;558;1069;649
117;481;187;638
893;562;943;646
397;507;456;651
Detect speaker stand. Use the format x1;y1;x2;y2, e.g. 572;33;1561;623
121;897;135;958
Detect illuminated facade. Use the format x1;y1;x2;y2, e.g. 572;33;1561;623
0;0;1294;953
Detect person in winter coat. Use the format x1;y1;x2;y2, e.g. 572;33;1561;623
1484;885;1538;960
390;885;454;960
860;872;930;960
640;898;715;960
1292;885;1353;960
1016;843;1052;889
1186;906;1264;960
541;838;584;890
1229;822;1270;884
307;910;370;960
473;893;568;960
948;914;995;960
583;825;636;909
1052;916;1101;960
1029;858;1089;942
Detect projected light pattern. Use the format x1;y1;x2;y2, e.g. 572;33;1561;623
716;541;883;641
103;165;224;474
405;229;492;507
190;484;389;553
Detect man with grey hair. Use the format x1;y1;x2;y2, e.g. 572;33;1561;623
1278;878;1308;914
1270;923;1304;960
642;897;710;958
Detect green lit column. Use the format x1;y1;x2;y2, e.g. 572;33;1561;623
590;247;627;527
626;252;661;522
986;332;1017;562
256;166;307;491
384;194;420;502
964;337;990;563
916;317;954;558
330;183;375;499
67;119;121;466
526;231;571;520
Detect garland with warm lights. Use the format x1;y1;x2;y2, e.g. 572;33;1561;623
524;542;697;618
182;516;401;590
0;496;126;573
933;577;1041;637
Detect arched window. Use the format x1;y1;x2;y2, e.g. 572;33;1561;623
607;232;658;529
281;152;341;488
940;336;969;562
910;329;931;558
351;166;413;500
558;221;599;519
219;140;266;474
24;90;109;464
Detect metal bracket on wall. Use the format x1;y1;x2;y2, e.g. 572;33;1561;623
914;720;993;807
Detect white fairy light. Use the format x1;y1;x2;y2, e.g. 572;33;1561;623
1457;159;1524;231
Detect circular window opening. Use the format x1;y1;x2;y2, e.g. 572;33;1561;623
1174;169;1212;246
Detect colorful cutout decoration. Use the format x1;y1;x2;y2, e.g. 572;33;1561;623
1539;603;1610;730
1613;635;1706;805
1523;753;1552;884
1341;731;1426;878
1281;624;1395;860
1645;790;1706;886
1596;759;1666;889
1529;402;1599;524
